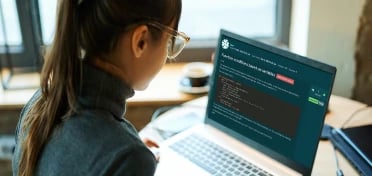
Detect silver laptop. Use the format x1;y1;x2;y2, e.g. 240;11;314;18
155;30;336;176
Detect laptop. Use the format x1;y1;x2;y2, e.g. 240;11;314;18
155;29;337;176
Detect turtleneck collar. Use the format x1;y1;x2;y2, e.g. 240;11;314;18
77;62;134;121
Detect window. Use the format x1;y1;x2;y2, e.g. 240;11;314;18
181;1;276;40
39;0;57;45
0;0;291;68
177;0;291;62
0;0;22;46
0;0;42;69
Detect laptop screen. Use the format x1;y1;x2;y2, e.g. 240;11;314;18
205;30;336;175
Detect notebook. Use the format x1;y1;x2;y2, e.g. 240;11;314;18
155;29;337;176
331;125;372;175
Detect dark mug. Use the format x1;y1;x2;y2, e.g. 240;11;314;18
180;62;212;88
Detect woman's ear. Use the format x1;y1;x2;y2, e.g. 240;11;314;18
131;25;149;58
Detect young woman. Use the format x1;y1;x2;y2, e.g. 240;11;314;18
12;0;189;175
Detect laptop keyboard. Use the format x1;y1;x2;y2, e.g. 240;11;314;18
170;134;274;176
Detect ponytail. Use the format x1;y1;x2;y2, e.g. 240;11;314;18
19;0;82;175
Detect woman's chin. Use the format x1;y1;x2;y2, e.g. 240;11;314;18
133;82;150;91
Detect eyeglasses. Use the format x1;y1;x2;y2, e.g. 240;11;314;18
147;22;190;59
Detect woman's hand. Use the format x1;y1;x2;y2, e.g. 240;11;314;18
142;138;160;161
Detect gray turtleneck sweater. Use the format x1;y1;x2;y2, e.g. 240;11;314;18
12;62;156;176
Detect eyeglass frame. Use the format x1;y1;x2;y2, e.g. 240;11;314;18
146;21;190;59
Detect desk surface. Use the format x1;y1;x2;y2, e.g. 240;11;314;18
140;95;372;176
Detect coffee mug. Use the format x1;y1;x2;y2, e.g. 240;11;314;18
180;62;212;91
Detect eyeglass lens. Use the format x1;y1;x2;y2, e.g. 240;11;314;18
168;35;186;59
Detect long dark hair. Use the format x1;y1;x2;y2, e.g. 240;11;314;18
18;0;182;175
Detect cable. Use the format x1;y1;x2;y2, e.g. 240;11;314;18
150;105;179;122
333;145;344;176
341;106;371;128
322;106;371;140
150;104;206;122
149;104;207;139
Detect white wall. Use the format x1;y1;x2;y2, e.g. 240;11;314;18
290;0;365;98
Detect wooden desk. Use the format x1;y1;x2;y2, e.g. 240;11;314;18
140;95;372;175
0;63;203;109
0;63;206;131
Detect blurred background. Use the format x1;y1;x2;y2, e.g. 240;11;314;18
1;0;371;175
